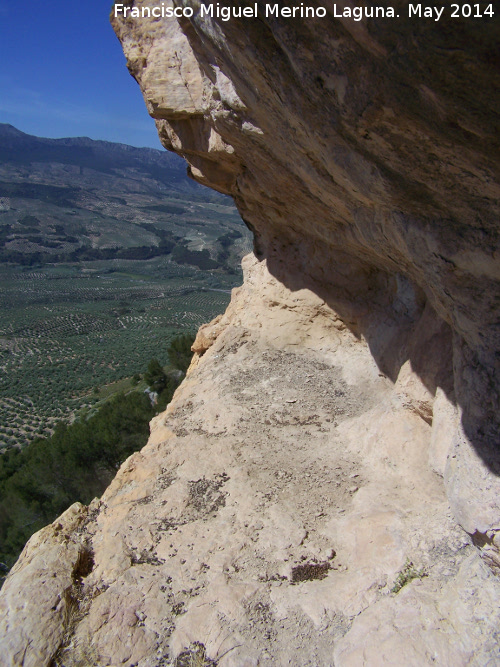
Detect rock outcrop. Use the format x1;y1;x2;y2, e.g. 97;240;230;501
1;1;499;664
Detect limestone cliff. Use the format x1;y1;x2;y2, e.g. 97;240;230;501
1;1;499;665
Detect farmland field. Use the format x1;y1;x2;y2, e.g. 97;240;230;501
0;125;253;450
0;258;241;450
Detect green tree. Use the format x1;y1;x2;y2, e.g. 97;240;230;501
0;392;154;572
167;333;195;374
155;376;181;414
144;358;167;392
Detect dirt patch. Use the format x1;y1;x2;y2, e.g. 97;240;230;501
291;561;331;583
188;473;229;517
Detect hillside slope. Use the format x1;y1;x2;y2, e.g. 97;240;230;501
0;124;248;269
0;126;250;451
0;2;499;665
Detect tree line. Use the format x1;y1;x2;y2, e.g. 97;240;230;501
0;221;241;273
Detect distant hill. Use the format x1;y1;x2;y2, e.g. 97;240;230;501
0;124;250;271
0;123;198;193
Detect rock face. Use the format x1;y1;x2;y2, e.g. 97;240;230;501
1;1;499;664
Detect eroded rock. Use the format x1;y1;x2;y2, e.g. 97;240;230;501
1;256;498;665
111;0;500;556
0;2;499;665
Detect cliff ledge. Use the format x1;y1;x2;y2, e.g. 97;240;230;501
1;1;499;664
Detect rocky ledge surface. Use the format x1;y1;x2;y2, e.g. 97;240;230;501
2;255;499;666
1;1;499;665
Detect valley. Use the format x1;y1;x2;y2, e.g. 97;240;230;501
0;124;251;449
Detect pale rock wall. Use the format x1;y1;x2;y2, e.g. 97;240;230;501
0;1;499;664
111;0;500;556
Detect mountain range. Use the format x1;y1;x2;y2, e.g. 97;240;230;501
0;124;248;271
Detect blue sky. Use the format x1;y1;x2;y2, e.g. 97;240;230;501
0;0;162;148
